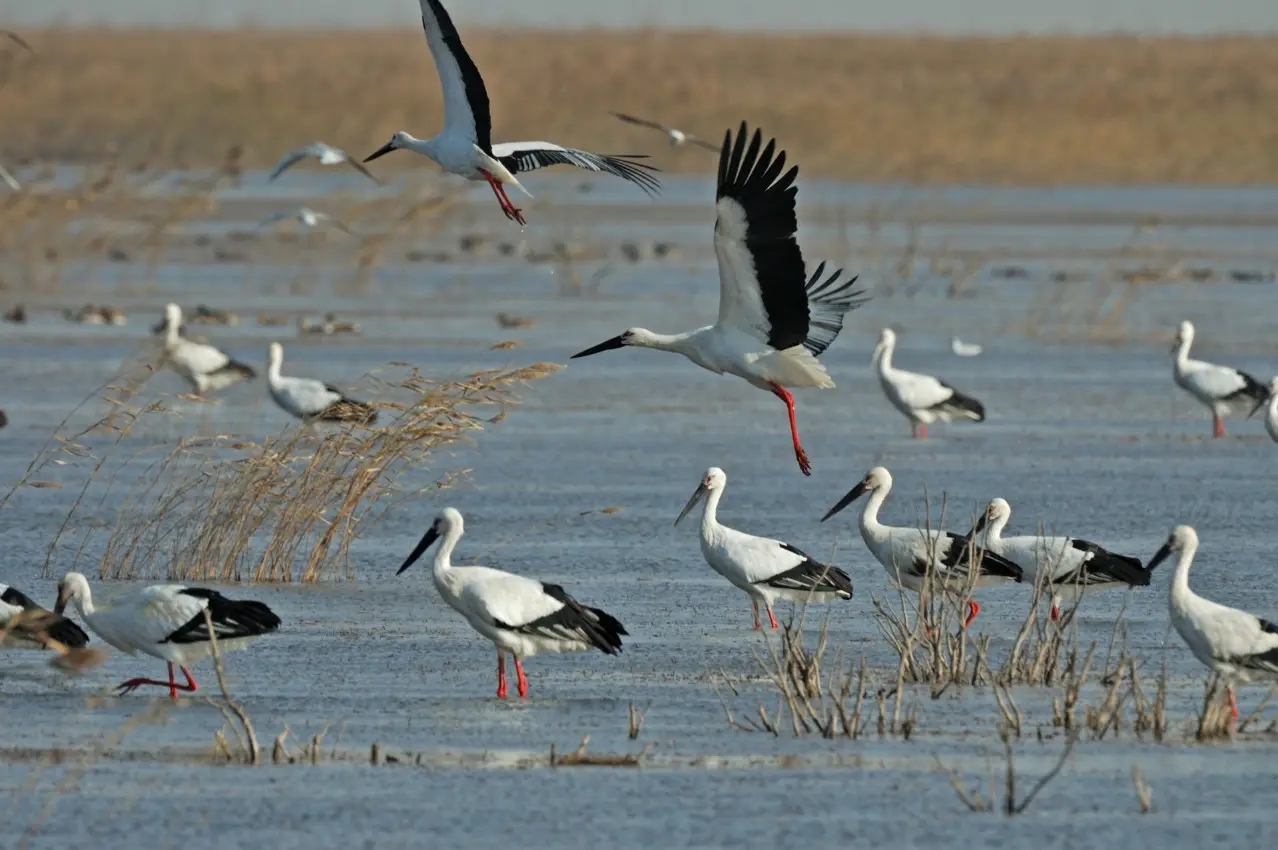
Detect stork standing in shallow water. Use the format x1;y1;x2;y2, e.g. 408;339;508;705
54;572;280;699
160;303;256;397
363;0;659;227
397;508;626;699
820;467;1022;627
873;328;985;439
1171;320;1267;438
675;467;852;630
973;498;1150;620
1148;525;1278;720
266;342;377;425
571;122;865;476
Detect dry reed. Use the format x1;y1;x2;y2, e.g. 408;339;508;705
4;30;1278;184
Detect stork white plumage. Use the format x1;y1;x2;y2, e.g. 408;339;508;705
266;342;377;425
950;337;983;357
160;303;256;397
1172;320;1267;438
873;328;985;439
1148;525;1278;720
269;142;380;184
674;467;853;630
610;112;719;151
571;122;866;476
363;0;660;227
820;467;1023;627
258;207;353;236
1;584;90;650
54;572;280;699
397;508;627;699
973;498;1151;620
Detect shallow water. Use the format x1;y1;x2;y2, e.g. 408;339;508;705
3;172;1278;847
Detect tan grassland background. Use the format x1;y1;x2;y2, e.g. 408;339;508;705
2;29;1278;184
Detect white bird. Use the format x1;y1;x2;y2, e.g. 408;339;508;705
674;467;853;630
266;342;377;425
362;0;660;227
54;572;280;699
571;123;866;476
820;467;1022;627
1148;525;1278;720
257;207;353;236
874;328;985;439
397;507;626;699
951;336;983;357
0;162;19;191
1;584;89;650
1251;377;1278;442
160;303;256;397
1172;320;1267;438
269;142;380;184
610;112;719;151
973;498;1151;620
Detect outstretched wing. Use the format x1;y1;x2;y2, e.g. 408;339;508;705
492;142;661;195
419;0;492;153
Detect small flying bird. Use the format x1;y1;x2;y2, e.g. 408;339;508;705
1171;320;1267;438
266;342;377;425
362;0;660;227
821;467;1022;627
54;572;280;700
257;207;354;236
1;584;90;650
397;507;626;699
571;123;866;476
610;112;718;151
675;467;852;630
874;328;985;439
1149;525;1278;720
160;303;256;397
950;337;983;357
973;498;1151;620
1;30;32;52
268;142;380;184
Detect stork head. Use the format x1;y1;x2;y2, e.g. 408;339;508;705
54;572;91;615
675;467;727;526
363;131;415;163
1172;320;1194;354
821;466;892;522
164;302;182;330
570;328;653;358
973;497;1011;536
871;327;897;363
397;507;463;575
1147;524;1197;572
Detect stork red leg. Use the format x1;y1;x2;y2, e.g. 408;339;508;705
768;382;811;476
494;181;526;227
1213;414;1226;439
766;606;779;630
751;600;762;630
116;662;198;700
514;658;529;699
478;168;526;227
963;600;981;629
1228;685;1239;719
496;652;508;700
913;422;928;440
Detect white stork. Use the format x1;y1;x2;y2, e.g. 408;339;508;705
675;467;852;630
266;342;377;425
820;467;1022;627
268;142;380;183
362;0;659;227
1149;525;1278;720
1172;320;1267;438
160;303;256;397
54;572;280;699
610;112;719;151
397;508;627;699
973;498;1151;620
1;584;90;650
570;122;866;476
874;328;985;439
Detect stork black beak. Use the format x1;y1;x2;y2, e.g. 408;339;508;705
363;141;396;164
53;584;67;615
675;482;709;526
1146;540;1174;573
973;512;990;535
821;481;870;522
397;525;441;575
1248;394;1271;419
570;335;627;359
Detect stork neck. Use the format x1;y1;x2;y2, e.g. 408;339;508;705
699;486;725;538
984;513;1007;543
267;353;283;383
164;317;181;347
1174;335;1193;367
859;484;891;542
633;328;701;356
403;134;440;160
1170;539;1197;603
432;523;463;577
875;341;895;374
72;586;94;618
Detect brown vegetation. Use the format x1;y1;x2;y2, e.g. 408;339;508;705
3;30;1278;184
